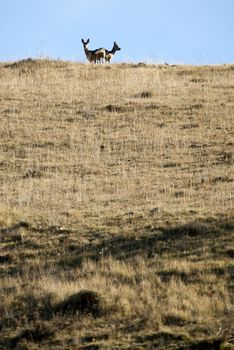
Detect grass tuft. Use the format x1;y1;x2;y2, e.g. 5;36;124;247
55;290;105;317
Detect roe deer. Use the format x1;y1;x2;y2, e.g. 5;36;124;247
105;42;121;63
81;39;106;63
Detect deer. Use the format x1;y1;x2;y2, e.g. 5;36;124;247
81;39;106;63
105;41;121;63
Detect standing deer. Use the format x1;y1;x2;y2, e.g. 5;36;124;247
81;39;106;63
105;42;121;63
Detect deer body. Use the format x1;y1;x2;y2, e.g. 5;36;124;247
81;39;106;63
105;42;121;63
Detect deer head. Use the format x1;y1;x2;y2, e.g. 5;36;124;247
81;38;90;48
113;42;121;52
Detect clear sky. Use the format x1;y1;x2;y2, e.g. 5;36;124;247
0;0;234;64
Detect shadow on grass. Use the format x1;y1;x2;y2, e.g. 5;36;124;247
59;217;233;268
135;331;227;350
7;322;55;349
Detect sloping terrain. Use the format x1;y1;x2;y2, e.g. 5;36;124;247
0;59;233;349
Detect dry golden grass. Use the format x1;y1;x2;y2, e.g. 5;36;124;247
0;59;233;349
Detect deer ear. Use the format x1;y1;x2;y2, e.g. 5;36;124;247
87;39;90;43
81;39;84;44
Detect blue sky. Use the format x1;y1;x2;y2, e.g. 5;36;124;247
0;0;234;64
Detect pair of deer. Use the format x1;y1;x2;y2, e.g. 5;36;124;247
81;39;121;63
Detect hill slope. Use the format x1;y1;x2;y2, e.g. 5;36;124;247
0;59;233;349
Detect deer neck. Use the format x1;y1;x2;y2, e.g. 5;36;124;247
84;47;91;60
111;46;118;55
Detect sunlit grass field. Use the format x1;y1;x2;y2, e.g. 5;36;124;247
0;59;233;349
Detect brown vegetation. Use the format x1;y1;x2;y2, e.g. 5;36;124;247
0;59;233;349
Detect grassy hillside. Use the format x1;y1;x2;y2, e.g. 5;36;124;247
0;59;233;349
